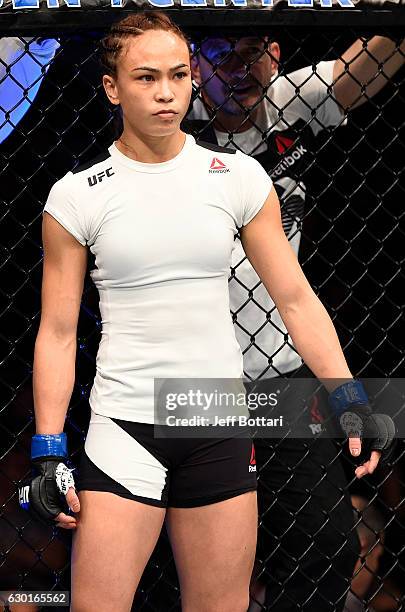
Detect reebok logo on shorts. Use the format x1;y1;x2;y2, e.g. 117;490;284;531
249;444;256;472
209;157;230;174
308;395;325;435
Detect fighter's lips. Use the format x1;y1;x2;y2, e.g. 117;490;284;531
154;110;178;116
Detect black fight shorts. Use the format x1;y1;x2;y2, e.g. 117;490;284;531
75;410;257;508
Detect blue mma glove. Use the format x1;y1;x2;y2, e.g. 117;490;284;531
329;380;396;464
18;433;76;525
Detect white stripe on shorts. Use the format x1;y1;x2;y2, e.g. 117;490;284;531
84;410;168;501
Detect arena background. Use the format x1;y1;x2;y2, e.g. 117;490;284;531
0;2;405;610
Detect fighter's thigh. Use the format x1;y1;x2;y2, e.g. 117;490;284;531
166;491;257;612
71;490;165;612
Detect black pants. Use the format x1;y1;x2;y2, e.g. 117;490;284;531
246;369;360;611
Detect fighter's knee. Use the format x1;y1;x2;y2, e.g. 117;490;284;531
70;596;131;612
184;593;249;612
70;586;133;612
70;596;102;612
218;595;249;612
227;595;250;612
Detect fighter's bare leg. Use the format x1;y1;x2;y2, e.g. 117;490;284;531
70;491;165;612
166;491;257;612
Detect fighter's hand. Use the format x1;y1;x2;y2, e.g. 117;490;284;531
329;381;396;479
55;481;81;529
346;435;382;478
339;406;395;479
19;457;80;529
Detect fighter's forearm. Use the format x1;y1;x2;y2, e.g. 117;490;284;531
33;328;77;435
333;36;405;110
276;287;352;390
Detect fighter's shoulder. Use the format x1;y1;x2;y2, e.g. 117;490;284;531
195;139;236;156
71;149;113;177
68;149;116;190
233;149;271;179
192;139;245;175
48;149;113;197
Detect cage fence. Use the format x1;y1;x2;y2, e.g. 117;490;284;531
0;7;405;611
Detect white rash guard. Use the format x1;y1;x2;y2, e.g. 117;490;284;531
43;134;273;423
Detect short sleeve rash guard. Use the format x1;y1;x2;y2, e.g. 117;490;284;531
43;134;272;422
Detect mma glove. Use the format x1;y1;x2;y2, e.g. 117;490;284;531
18;433;76;525
329;380;396;465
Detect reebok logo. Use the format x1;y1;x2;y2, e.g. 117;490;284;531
249;444;257;473
272;144;307;178
88;167;115;187
308;395;325;435
209;157;230;174
310;396;324;424
275;134;295;154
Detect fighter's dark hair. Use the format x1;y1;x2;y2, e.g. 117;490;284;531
100;11;192;77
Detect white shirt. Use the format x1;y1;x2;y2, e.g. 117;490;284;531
43;134;273;422
188;61;345;379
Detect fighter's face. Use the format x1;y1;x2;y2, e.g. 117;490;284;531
194;37;280;117
103;30;192;138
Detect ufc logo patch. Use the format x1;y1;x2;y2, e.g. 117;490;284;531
88;167;115;187
19;485;30;510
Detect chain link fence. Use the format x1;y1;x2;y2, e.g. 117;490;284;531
1;17;405;611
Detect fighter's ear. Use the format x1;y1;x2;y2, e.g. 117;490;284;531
191;53;202;85
268;41;281;74
103;74;120;106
